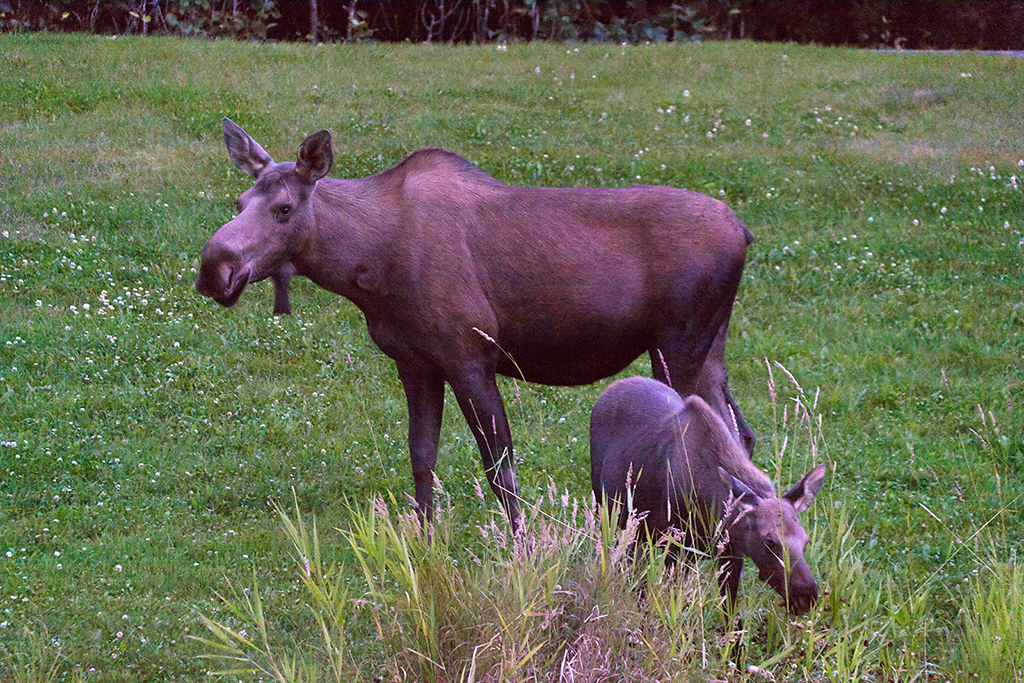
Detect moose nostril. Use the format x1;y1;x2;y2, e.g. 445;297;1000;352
196;247;240;299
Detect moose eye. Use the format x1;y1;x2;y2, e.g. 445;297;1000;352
276;205;293;222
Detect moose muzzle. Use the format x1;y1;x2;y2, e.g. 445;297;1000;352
196;242;250;307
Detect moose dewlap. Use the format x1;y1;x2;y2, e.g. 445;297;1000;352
590;376;826;615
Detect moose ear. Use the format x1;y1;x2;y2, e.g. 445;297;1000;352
296;130;333;184
223;118;275;178
782;463;827;513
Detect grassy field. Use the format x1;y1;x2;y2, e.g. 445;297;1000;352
0;33;1022;681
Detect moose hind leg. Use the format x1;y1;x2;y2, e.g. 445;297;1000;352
695;321;755;456
653;317;754;456
649;326;711;401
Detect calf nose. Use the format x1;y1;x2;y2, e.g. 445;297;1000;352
790;581;819;615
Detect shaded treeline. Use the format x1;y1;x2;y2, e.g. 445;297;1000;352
3;0;1023;48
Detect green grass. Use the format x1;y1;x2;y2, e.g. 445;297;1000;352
0;33;1022;681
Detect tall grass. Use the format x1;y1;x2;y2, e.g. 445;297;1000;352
960;558;1024;681
197;485;737;682
0;622;81;683
192;493;357;682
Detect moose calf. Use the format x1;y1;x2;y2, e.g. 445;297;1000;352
590;376;826;615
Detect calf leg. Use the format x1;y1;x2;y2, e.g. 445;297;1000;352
718;555;744;612
447;366;522;533
397;363;445;528
718;554;746;636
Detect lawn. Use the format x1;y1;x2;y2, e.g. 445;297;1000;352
0;34;1022;681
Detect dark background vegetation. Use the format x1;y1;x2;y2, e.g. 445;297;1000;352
4;0;1024;48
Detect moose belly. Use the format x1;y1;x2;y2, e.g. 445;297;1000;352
487;269;660;386
495;324;651;386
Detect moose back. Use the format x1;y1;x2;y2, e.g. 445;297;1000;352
196;120;754;530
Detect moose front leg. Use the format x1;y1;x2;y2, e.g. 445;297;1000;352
447;366;522;533
272;263;296;316
397;364;445;528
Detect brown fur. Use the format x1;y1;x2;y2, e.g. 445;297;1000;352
197;120;756;532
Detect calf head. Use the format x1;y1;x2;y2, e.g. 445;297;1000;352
196;119;332;310
721;463;827;615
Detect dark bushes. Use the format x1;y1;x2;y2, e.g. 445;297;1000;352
3;0;1023;48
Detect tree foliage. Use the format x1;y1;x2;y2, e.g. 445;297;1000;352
2;0;1023;48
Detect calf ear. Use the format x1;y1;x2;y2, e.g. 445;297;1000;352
296;130;333;183
223;118;274;178
782;463;827;513
718;467;757;506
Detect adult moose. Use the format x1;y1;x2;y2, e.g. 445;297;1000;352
590;376;826;615
196;119;754;531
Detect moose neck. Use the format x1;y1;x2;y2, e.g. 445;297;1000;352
292;176;395;310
